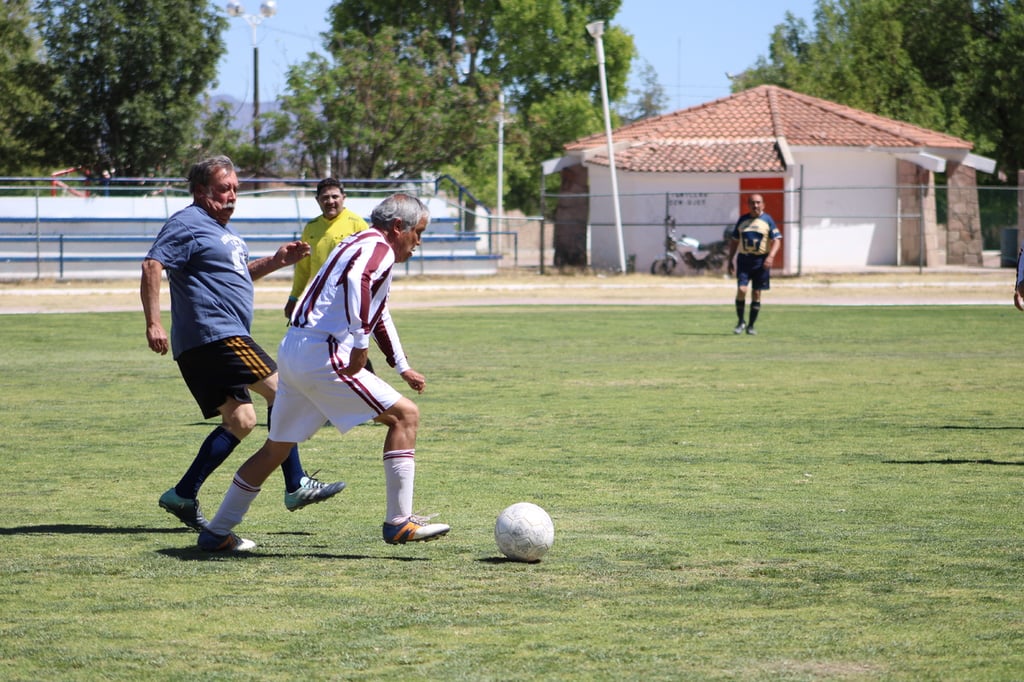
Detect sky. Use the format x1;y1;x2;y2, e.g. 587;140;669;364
213;0;819;111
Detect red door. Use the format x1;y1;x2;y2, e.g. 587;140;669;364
740;177;785;271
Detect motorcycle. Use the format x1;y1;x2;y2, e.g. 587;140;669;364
650;217;730;275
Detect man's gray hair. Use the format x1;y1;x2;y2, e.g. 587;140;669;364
187;156;235;195
371;193;431;232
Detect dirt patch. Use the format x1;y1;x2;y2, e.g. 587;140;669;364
0;270;1013;314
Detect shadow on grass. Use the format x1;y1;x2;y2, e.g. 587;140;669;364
0;523;190;535
155;547;429;562
672;332;736;337
883;458;1024;466
938;425;1024;430
477;557;542;564
156;547;266;561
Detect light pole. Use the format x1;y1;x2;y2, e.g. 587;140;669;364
226;1;277;163
496;90;505;234
586;20;626;274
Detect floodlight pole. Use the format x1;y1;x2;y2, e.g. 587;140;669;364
586;20;626;274
497;90;505;234
226;1;277;166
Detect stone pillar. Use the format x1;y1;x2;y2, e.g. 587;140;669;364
554;165;589;268
897;160;939;266
945;162;983;266
922;173;941;266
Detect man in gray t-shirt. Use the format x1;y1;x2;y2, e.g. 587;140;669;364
145;202;254;358
141;156;345;532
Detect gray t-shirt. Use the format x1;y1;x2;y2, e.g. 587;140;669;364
146;204;254;359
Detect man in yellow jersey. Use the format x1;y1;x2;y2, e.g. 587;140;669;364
284;178;369;319
727;194;782;335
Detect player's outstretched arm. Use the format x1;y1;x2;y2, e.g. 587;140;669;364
248;240;311;281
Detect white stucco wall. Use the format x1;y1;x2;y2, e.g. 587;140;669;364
586;169;741;272
585;148;903;273
790;149;898;271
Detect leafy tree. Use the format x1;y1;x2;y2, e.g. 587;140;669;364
623;59;668;123
275;27;498;181
328;0;501;77
0;0;52;174
483;0;633;211
191;98;248;166
956;0;1024;176
734;0;1024;178
737;0;948;130
733;12;810;88
33;0;226;177
291;0;634;213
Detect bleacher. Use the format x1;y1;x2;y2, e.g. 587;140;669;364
0;193;501;280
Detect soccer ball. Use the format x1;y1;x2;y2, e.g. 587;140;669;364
494;502;554;562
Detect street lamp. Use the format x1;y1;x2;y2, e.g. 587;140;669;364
586;20;627;274
226;1;277;161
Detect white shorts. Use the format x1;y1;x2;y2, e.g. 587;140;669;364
269;328;402;443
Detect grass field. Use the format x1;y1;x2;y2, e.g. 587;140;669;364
1;303;1022;680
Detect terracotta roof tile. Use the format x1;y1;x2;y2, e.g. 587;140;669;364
590;140;785;173
567;85;973;173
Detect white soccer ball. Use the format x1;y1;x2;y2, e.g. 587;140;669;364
494;502;554;562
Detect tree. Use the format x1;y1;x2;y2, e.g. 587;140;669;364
33;0;227;177
191;98;248;166
0;0;52;174
737;1;948;131
327;0;501;82
301;0;634;213
623;59;668;123
956;0;1024;177
484;0;633;211
733;0;1024;175
275;27;498;181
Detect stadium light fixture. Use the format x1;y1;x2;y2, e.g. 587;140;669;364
226;1;277;167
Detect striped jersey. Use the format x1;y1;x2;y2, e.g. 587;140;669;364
289;208;369;300
290;229;411;374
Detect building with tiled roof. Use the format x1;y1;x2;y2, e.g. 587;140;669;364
551;85;994;273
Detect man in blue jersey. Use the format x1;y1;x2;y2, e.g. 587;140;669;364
140;155;345;532
727;194;782;335
1015;244;1024;311
196;193;450;552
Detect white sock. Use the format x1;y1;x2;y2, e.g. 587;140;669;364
206;474;261;535
383;449;415;525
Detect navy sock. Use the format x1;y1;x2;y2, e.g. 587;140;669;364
269;405;305;492
735;299;746;324
175;426;239;499
281;446;304;492
749;302;761;327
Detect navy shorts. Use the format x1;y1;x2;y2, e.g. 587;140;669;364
736;254;771;291
176;336;277;419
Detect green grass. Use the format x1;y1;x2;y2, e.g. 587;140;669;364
1;304;1023;680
